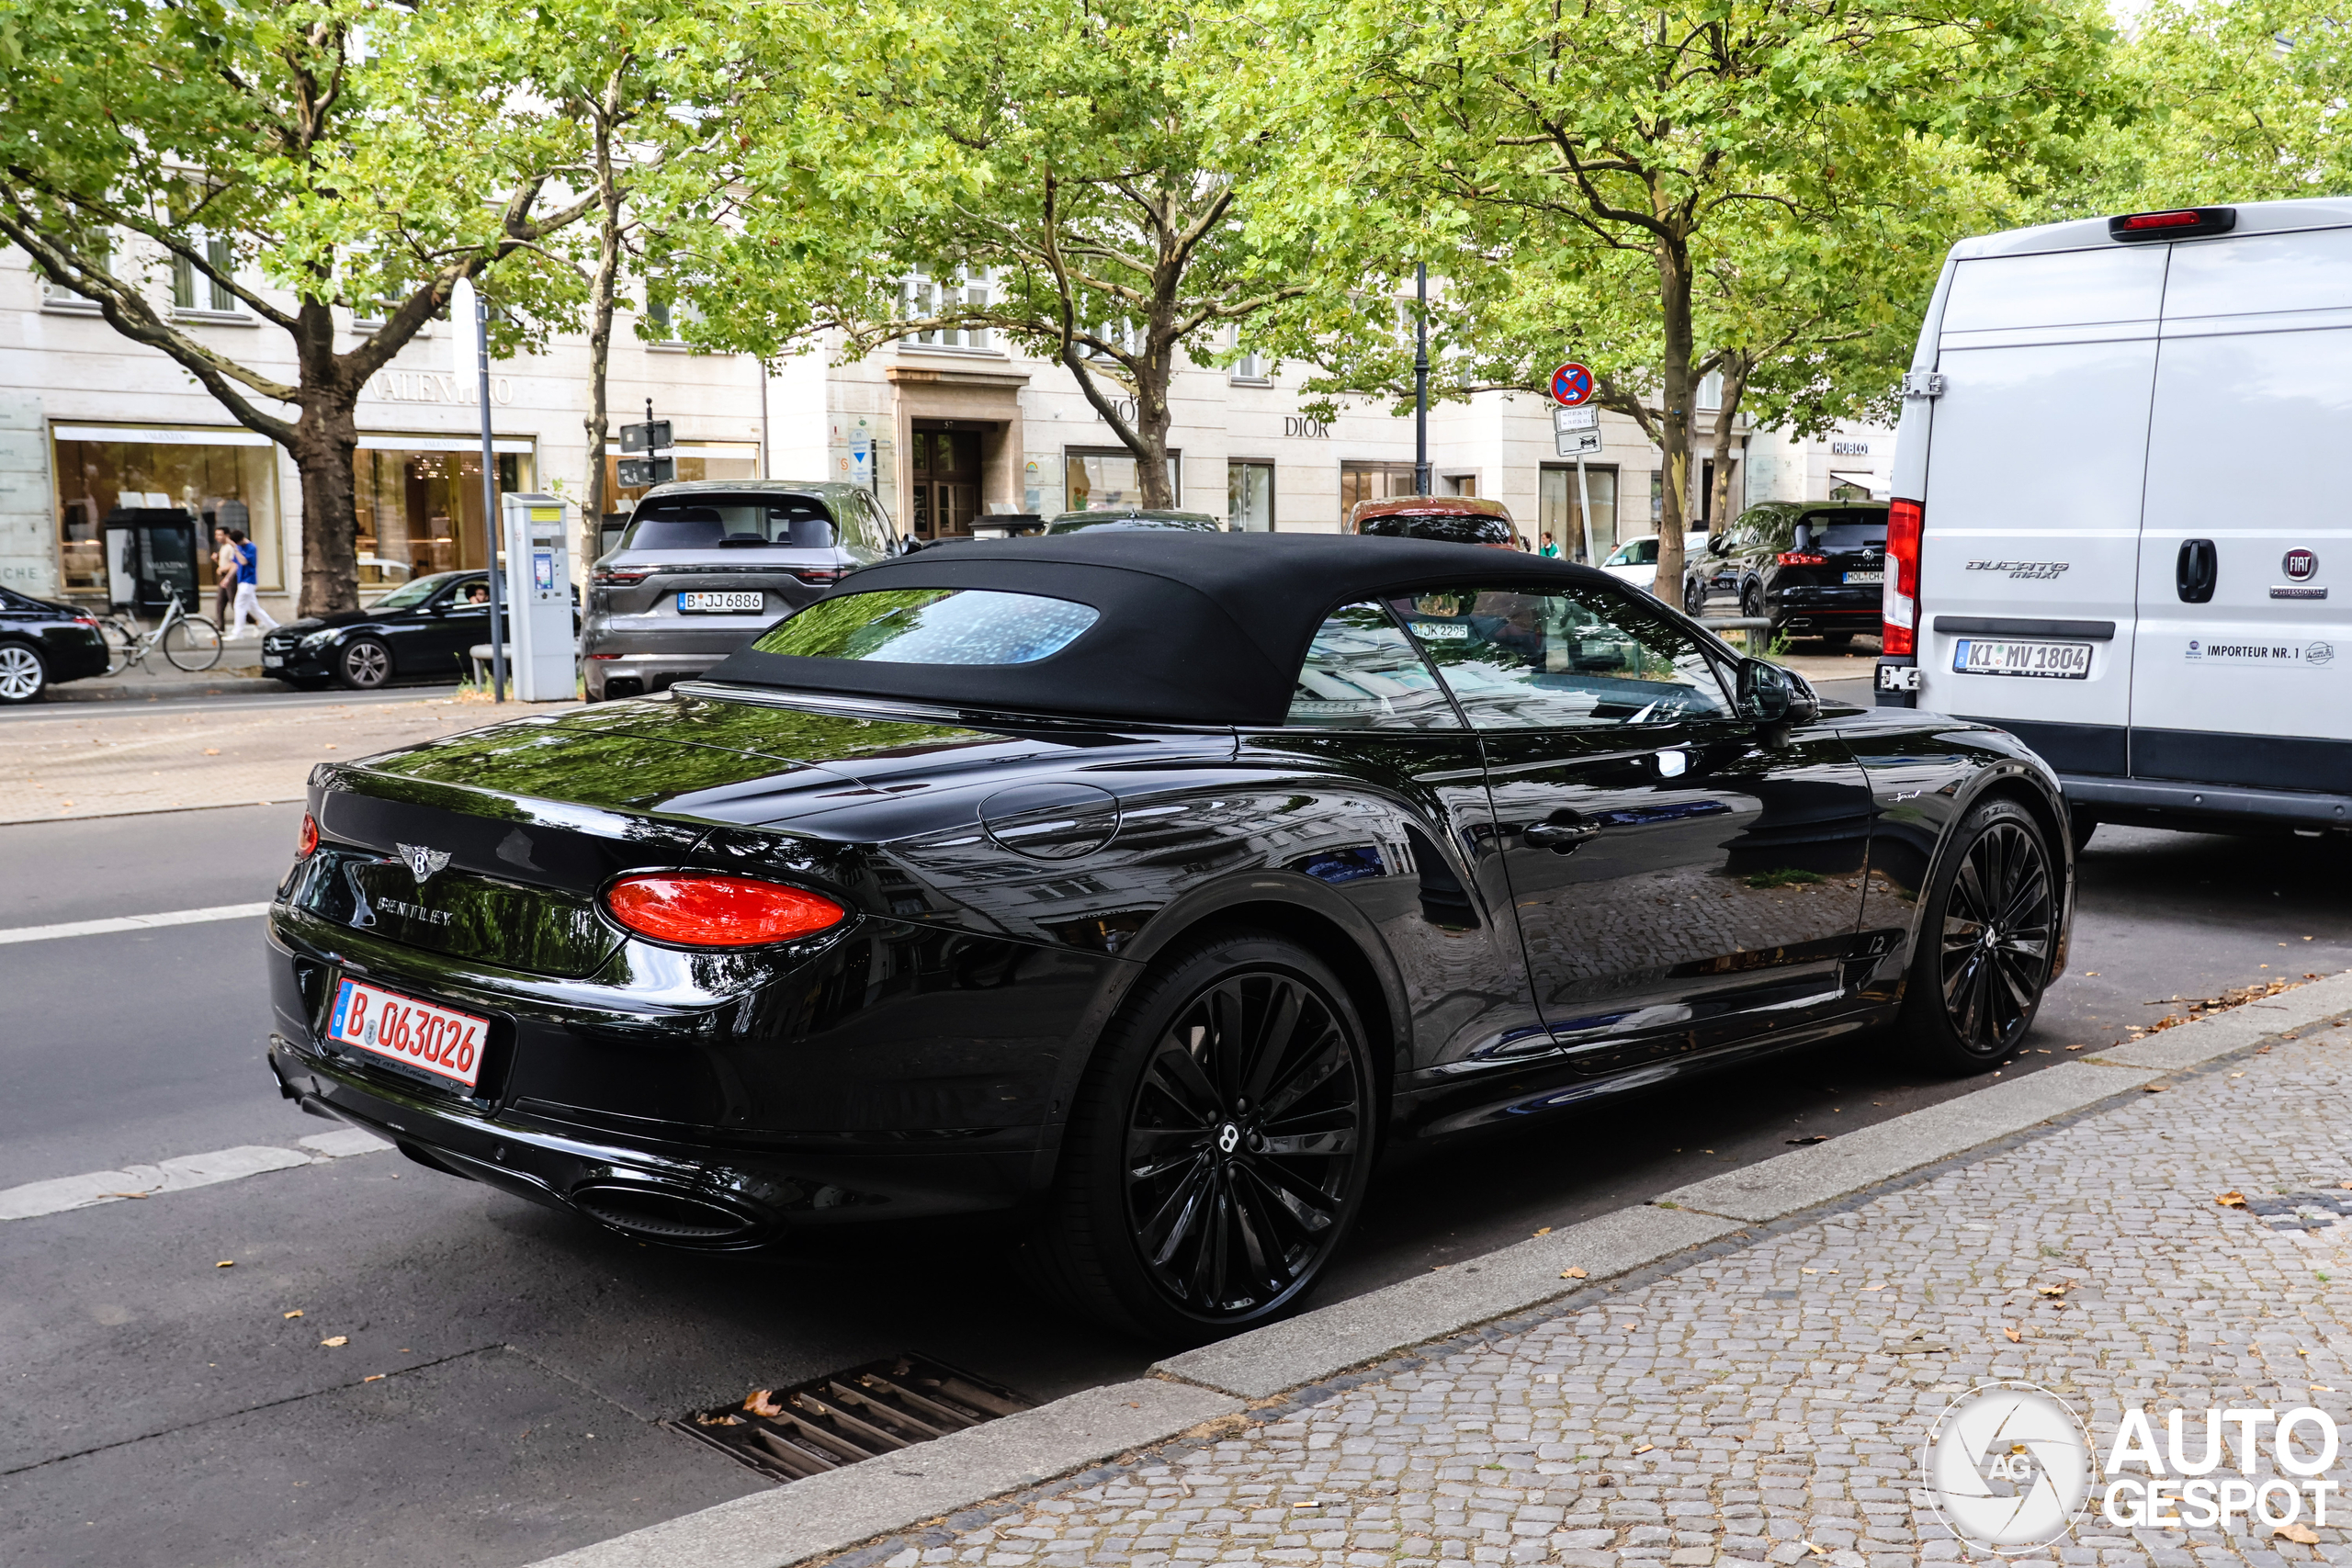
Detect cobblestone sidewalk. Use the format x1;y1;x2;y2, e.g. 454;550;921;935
867;1021;2352;1568
0;694;569;822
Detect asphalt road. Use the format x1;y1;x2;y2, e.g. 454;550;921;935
6;713;2350;1566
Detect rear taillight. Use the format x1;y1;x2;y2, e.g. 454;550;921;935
1776;552;1827;567
1883;498;1923;657
793;568;846;585
72;615;100;629
605;873;847;948
593;568;654;587
297;813;319;860
2109;207;2234;242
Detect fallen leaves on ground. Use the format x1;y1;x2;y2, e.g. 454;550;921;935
2004;1325;2022;1343
1560;1267;1588;1279
1786;1134;1829;1145
743;1390;786;1418
2138;977;2304;1036
695;1412;744;1427
105;1190;149;1199
362;1374;386;1383
1802;1542;1829;1560
2218;1190;2249;1208
2037;1282;2074;1297
283;1310;302;1319
1632;1443;1655;1455
1861;1283;1887;1292
1532;1226;1552;1236
215;1260;234;1268
2143;1085;2167;1094
202;748;220;755
320;1336;348;1348
2064;1043;2090;1051
2275;1521;2321;1545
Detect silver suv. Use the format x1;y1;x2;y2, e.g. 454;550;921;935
582;480;900;700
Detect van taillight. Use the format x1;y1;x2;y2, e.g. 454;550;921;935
1883;499;1923;657
2108;207;2235;243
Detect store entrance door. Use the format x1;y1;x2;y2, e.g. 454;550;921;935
910;423;982;541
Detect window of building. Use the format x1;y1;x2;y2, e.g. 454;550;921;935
355;441;537;583
900;272;994;352
171;236;237;315
1340;461;1419;520
1227;324;1269;384
1442;474;1478;497
38;234;109;311
1065;447;1180;511
1538;464;1619;565
51;427;282;598
1228;460;1274;531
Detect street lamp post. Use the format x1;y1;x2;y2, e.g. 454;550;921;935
474;289;506;703
1412;264;1430;497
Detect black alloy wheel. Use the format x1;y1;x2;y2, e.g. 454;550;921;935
1900;798;2057;1073
1028;931;1377;1341
1683;575;1707;617
0;640;47;704
1740;581;1767;620
335;636;392;691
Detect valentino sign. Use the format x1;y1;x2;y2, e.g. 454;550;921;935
369;370;515;406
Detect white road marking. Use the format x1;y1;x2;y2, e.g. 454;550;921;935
0;902;273;946
0;1130;392;1222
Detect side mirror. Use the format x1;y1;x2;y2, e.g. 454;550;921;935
898;536;924;556
1736;658;1820;725
1706;534;1729;558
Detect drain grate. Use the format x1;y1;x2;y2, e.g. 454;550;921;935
666;1354;1036;1483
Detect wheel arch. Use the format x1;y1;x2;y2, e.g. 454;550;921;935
1914;761;2075;979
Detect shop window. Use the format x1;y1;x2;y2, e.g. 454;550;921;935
51;430;281;597
354;444;536;584
1538;464;1619;564
1065;447;1180;512
1339;461;1418;520
1228;461;1273;531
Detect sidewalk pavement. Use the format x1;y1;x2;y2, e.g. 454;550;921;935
1;693;569;822
539;973;2352;1568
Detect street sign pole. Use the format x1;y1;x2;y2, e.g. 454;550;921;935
1576;453;1598;569
1412;264;1430;497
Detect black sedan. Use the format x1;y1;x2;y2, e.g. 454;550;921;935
262;570;498;689
265;533;2071;1341
0;584;109;703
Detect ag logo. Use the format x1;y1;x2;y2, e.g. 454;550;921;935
1921;1381;2093;1554
2284;548;2320;581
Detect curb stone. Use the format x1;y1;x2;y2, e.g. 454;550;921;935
526;967;2352;1568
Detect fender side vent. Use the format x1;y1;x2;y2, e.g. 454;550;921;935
665;1354;1035;1483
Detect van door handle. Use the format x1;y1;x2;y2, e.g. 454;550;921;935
2177;538;2217;603
1522;817;1600;852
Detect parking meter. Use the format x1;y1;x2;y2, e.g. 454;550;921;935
500;492;574;702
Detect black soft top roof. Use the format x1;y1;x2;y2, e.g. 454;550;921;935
703;531;1621;726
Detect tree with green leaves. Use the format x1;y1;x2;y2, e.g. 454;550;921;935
679;0;1340;510
1240;0;2116;590
0;0;594;613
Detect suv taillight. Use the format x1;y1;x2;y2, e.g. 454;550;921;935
792;567;846;585
1776;552;1826;567
1883;498;1923;657
593;567;654;587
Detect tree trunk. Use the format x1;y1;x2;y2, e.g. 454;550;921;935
1651;239;1695;602
1132;342;1175;508
582;116;623;564
1705;355;1750;550
290;400;362;617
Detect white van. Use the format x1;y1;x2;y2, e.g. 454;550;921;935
1878;198;2351;840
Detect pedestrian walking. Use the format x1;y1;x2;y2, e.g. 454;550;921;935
1539;531;1559;558
227;529;277;637
211;525;239;626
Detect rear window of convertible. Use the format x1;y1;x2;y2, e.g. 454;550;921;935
754;588;1099;665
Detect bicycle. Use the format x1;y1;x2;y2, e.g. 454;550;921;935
99;586;223;674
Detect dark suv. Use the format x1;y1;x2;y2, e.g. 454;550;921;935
582;480;899;700
1687;501;1888;645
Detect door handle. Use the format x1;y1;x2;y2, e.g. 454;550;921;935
1522;818;1600;852
2177;538;2217;604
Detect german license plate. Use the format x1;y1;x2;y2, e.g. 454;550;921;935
326;976;490;1090
1952;637;2093;680
678;591;763;614
1843;570;1883;585
263;654;285;668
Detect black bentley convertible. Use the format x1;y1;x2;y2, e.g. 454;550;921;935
266;533;2070;1339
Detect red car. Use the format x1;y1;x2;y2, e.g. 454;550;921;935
1346;494;1520;549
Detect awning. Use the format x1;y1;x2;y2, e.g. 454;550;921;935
54;423;532;455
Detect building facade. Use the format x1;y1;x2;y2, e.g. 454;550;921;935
0;243;1889;614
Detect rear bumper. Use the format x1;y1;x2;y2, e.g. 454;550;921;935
582;651;716;699
2062;774;2352;835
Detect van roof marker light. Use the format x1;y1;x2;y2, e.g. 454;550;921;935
2108;207;2236;243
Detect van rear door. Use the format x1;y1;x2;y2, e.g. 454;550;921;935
1913;246;2168;777
2131;228;2352;792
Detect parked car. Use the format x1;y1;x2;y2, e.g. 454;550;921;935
268;531;2072;1342
1348;493;1518;547
1687;502;1889;644
262;570;508;690
583;480;899;700
0;584;109;704
1879;197;2352;844
1043;507;1223;534
1599;531;1708;597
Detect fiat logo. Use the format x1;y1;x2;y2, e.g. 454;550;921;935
2284;548;2319;581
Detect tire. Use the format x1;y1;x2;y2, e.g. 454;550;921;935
1819;631;1853;648
1026;931;1379;1342
0;640;48;704
100;620;137;675
1899;797;2059;1074
1683;576;1707;617
1740;581;1766;619
162;615;223;671
334;637;392;690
